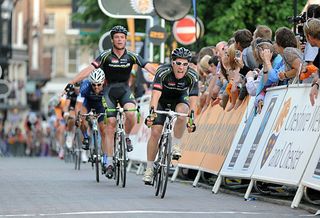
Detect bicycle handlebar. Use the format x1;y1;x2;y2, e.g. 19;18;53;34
104;106;141;124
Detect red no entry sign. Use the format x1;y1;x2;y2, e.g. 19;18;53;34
172;15;203;45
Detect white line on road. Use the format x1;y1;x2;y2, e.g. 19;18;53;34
0;210;302;217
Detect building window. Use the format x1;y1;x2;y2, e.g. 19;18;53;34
44;13;55;29
43;47;55;77
65;14;79;35
67;47;78;74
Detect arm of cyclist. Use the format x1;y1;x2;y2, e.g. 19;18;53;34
145;89;161;127
64;65;95;93
187;70;199;133
144;63;157;76
187;97;197;133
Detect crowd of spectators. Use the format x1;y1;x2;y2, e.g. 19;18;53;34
194;5;320;115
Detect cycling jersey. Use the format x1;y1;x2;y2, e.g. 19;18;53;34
80;80;105;122
91;49;148;83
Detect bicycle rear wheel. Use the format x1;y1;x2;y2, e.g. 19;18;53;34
119;133;127;188
93;131;99;183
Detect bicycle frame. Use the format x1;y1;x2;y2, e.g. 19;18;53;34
105;106;140;187
79;110;105;183
153;109;189;198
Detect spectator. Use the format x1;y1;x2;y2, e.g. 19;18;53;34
253;38;285;113
303;18;320;105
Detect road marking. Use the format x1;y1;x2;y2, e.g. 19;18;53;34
0;210;301;217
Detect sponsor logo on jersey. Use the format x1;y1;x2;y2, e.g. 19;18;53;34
111;58;119;63
168;82;176;86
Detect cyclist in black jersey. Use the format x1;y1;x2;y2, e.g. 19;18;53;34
143;47;199;184
65;25;156;178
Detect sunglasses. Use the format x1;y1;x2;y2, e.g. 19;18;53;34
92;83;102;87
174;61;189;67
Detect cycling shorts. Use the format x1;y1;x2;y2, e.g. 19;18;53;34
153;95;189;126
103;82;136;117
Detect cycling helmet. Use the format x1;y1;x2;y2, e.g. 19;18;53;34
110;25;128;38
171;47;192;61
89;68;105;84
28;112;38;124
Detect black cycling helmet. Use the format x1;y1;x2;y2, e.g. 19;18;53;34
110;25;128;38
171;47;192;61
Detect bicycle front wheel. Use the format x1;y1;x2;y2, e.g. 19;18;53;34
93;131;99;183
155;134;171;198
160;134;171;198
74;129;82;170
119;133;127;188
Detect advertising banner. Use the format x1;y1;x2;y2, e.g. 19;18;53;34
252;85;320;186
219;87;287;178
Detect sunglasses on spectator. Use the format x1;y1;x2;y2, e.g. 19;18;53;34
174;61;189;66
92;83;102;87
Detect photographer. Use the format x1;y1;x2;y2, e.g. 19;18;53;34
304;5;320;66
304;18;320;105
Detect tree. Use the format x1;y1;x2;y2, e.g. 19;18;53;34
73;0;305;52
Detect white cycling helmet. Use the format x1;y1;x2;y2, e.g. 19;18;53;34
89;68;105;84
28;112;38;124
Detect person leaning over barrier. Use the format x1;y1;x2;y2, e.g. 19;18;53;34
142;47;199;185
303;18;320;106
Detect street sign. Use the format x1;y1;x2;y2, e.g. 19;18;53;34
172;15;204;45
148;25;167;45
98;31;112;52
0;79;11;99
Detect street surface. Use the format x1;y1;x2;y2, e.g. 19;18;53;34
0;158;312;217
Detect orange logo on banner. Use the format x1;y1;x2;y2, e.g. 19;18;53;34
179;98;249;174
260;98;292;169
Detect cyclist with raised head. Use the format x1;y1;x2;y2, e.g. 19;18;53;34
65;25;156;178
143;47;199;184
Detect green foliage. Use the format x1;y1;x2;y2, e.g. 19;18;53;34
73;0;306;52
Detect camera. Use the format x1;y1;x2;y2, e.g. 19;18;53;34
288;12;307;44
288;12;307;24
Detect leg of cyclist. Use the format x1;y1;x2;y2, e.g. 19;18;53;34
64;110;75;150
123;102;136;152
104;117;116;178
143;124;163;184
121;85;137;152
172;102;189;160
79;106;90;150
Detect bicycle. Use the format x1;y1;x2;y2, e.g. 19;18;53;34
72;116;82;170
78;110;105;183
149;108;193;198
104;105;140;187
